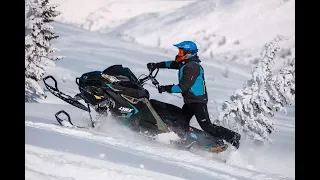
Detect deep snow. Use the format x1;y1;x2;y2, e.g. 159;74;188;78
25;21;294;179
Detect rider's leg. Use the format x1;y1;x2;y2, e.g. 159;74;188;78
191;103;241;149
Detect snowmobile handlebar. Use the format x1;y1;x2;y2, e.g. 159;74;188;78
138;68;160;87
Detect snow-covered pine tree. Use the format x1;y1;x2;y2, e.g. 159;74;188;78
25;0;63;102
214;35;295;142
267;58;295;111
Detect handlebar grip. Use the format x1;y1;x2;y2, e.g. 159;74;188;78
149;68;159;78
153;68;159;77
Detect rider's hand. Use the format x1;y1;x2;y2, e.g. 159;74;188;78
158;85;173;93
147;63;157;72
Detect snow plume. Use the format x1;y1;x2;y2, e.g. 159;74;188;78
215;35;295;143
25;0;64;102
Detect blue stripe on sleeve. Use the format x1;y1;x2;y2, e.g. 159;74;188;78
165;61;173;68
171;85;182;93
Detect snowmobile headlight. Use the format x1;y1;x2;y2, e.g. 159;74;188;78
101;74;120;83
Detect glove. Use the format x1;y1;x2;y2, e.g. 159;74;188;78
147;62;158;72
158;85;173;94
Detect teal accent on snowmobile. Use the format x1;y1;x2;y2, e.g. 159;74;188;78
118;102;139;119
106;84;112;88
190;132;198;139
105;83;119;92
120;120;130;126
119;112;133;119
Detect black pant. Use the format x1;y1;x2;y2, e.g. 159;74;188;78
178;103;239;145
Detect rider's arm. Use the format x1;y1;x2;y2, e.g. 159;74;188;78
156;61;180;70
171;63;200;93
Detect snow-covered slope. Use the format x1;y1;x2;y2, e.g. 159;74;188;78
51;0;294;66
51;0;195;32
25;22;294;179
108;0;294;66
25;103;293;180
26;144;187;180
110;0;294;47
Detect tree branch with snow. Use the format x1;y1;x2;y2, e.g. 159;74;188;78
214;35;295;143
25;0;64;102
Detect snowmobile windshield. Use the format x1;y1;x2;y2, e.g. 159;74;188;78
102;65;138;83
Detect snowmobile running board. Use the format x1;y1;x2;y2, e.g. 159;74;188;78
43;76;95;128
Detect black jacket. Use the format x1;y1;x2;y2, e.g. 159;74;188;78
156;56;208;104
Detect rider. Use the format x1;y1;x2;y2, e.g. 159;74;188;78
147;41;241;149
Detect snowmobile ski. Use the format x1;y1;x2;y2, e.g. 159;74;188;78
43;76;95;128
54;110;162;142
43;76;90;112
55;110;89;128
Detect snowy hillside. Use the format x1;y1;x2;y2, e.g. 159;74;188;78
51;0;195;32
51;0;295;66
107;0;295;67
25;22;295;179
109;0;294;49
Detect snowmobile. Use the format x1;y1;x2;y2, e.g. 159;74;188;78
43;64;228;153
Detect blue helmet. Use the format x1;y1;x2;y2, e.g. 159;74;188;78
173;41;198;60
173;41;198;55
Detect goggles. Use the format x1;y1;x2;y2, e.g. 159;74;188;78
178;48;185;56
